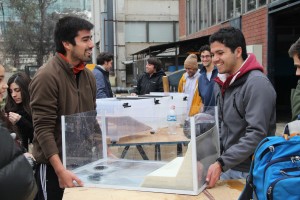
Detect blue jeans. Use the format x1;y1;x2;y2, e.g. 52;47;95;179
220;169;249;180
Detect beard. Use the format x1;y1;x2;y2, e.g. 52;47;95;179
71;49;93;63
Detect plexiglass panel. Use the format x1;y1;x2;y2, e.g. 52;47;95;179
62;99;219;195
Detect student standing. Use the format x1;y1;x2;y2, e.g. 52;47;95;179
198;45;218;108
205;27;276;188
178;54;202;116
29;16;97;199
5;72;33;151
132;57;166;95
93;52;114;98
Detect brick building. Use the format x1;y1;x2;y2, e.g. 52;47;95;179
178;0;300;118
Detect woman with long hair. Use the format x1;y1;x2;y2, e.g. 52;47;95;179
5;72;33;151
0;64;37;200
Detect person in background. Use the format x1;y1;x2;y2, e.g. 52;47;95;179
29;16;97;200
0;64;37;200
178;54;202;116
93;52;114;98
205;27;276;188
131;57;166;95
198;45;218;108
5;72;33;151
288;37;300;120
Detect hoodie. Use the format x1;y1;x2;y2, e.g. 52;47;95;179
214;53;276;172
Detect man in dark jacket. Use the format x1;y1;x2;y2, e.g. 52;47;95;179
288;37;300;120
205;27;276;188
29;16;97;199
93;52;114;98
132;57;166;95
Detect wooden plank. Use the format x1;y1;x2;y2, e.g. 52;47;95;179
163;76;170;92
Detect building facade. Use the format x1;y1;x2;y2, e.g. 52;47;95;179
180;0;300;118
93;0;179;87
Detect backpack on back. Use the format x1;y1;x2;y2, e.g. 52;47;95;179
239;121;300;200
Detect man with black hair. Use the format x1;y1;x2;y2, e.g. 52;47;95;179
30;16;97;199
132;57;166;95
198;45;218;108
205;27;276;188
288;37;300;120
93;52;114;98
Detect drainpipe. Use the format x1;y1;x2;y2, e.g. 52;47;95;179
113;0;117;76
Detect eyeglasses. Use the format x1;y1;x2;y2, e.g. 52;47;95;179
200;55;212;59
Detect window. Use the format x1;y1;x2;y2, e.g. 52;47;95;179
200;0;209;29
188;0;197;34
211;0;217;25
125;22;147;42
247;0;256;11
149;22;174;42
217;0;224;23
259;0;267;6
185;0;270;35
125;21;177;43
226;0;234;20
236;0;241;16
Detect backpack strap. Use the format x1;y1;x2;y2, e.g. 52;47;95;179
238;160;255;200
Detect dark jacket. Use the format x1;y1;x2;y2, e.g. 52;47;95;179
29;53;97;164
198;66;218;108
0;125;37;200
135;69;166;95
93;65;113;98
214;53;276;172
14;105;34;151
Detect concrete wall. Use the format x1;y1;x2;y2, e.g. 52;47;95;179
126;0;178;21
112;0;179;87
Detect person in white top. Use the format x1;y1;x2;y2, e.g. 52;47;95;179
178;54;202;116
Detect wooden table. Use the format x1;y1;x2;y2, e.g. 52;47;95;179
63;179;245;200
109;127;190;160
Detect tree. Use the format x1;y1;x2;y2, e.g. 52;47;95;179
3;0;92;69
4;0;57;67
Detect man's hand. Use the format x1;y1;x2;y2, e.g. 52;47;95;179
49;154;83;189
206;161;222;188
56;169;83;188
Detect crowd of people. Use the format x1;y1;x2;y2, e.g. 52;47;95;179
0;15;300;200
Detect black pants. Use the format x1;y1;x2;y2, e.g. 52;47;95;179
34;164;64;200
